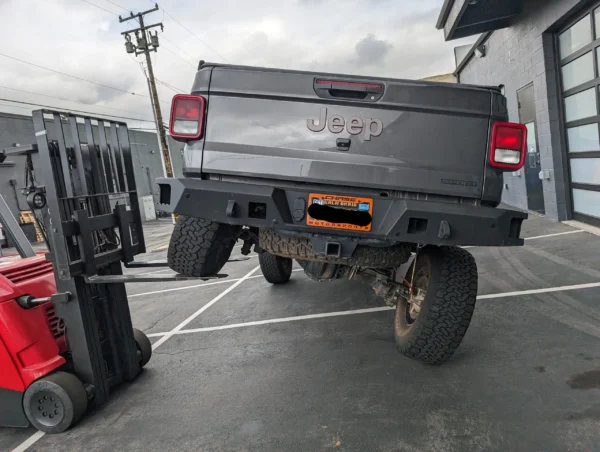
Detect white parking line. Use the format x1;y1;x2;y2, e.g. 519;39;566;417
11;266;261;452
476;281;600;299
11;227;591;451
128;269;304;298
133;256;257;277
139;268;173;276
146;280;600;338
463;229;583;249
151;265;261;349
522;229;583;241
131;230;586;295
128;278;237;297
147;307;394;337
11;431;45;452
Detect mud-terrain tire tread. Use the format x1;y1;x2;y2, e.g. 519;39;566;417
395;246;478;365
259;252;293;284
168;216;239;277
259;228;410;268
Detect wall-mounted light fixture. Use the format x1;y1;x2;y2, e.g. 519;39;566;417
475;44;486;58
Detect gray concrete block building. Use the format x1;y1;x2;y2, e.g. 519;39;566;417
438;0;600;227
0;112;184;225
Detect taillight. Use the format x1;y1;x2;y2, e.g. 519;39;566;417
489;122;527;170
169;94;206;141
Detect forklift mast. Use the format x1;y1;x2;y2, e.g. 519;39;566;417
0;109;224;408
32;110;146;406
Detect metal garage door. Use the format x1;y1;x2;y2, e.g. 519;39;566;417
559;3;600;227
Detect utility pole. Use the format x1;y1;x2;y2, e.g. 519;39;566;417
120;4;173;179
144;68;169;181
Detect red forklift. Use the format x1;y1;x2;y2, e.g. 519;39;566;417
0;110;221;433
0;236;153;433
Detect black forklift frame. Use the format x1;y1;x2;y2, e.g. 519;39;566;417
4;109;226;408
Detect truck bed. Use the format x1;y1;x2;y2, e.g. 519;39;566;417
184;63;508;203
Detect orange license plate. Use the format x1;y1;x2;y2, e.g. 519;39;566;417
307;193;373;232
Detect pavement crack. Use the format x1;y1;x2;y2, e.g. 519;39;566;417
145;308;176;331
155;346;210;356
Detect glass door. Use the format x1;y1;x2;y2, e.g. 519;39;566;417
558;4;600;226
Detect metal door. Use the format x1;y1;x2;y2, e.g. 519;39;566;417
518;84;545;214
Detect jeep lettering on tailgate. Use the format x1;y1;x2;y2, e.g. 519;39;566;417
307;108;383;140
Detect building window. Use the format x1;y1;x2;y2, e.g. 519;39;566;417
559;4;600;227
559;15;592;58
561;51;594;91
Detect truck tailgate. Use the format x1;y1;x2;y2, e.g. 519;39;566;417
193;65;494;199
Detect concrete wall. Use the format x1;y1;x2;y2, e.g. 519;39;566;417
0;112;176;222
421;73;457;83
458;0;588;220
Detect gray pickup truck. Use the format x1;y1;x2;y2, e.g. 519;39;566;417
157;62;528;364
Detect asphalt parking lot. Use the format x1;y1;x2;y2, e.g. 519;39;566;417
2;215;600;452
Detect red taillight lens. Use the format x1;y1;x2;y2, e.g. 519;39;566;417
489;122;527;170
169;94;206;141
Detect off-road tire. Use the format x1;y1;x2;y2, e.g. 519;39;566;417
168;216;240;277
259;252;293;284
259;228;411;268
394;246;478;365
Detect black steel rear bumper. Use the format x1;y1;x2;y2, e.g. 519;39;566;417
156;178;527;247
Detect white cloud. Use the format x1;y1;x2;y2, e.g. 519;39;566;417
0;0;475;129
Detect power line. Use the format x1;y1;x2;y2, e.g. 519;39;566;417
155;79;184;93
0;98;157;123
0;52;149;99
0;84;154;118
151;1;229;62
120;5;174;179
102;0;140;24
0;52;171;107
159;45;196;68
155;80;179;94
0;102;32;111
156;78;185;92
103;0;129;12
79;0;119;16
160;35;197;64
80;1;191;103
164;9;229;62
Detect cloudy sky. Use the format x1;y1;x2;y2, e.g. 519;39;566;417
0;0;474;129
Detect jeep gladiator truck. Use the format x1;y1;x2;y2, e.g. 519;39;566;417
157;62;528;364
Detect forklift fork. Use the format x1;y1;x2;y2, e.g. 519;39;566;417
5;109;228;409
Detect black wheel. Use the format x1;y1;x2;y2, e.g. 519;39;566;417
394;246;478;365
23;372;88;434
168;216;240;277
133;328;152;368
259;252;293;284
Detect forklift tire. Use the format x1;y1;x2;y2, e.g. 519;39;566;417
259;252;293;284
133;328;152;368
23;372;88;434
394;246;478;365
168;216;240;277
